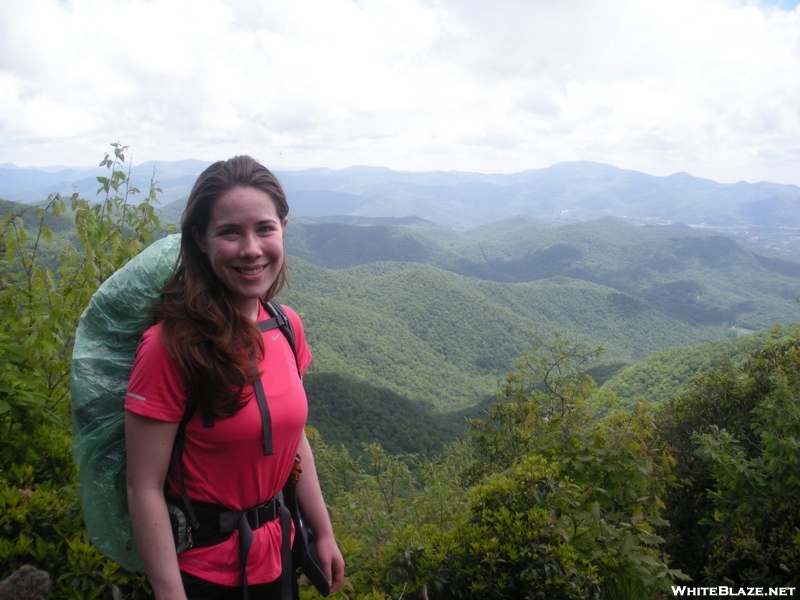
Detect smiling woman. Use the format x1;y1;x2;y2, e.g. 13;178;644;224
193;186;288;321
123;156;344;600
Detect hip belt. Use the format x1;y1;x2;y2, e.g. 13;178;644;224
166;494;293;600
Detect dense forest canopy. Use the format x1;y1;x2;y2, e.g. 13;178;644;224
277;214;800;413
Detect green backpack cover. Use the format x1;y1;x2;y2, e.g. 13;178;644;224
70;234;181;572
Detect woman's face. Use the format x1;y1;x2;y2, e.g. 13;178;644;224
194;185;287;320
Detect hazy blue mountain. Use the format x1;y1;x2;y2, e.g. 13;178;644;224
0;165;105;201
279;162;800;234
4;160;799;255
0;159;211;205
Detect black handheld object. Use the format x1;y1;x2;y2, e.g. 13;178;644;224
282;460;331;597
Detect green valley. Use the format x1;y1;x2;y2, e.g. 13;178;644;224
278;216;800;418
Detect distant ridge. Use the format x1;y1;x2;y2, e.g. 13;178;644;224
3;159;799;255
306;215;434;226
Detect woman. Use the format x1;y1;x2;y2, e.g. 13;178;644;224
124;156;344;599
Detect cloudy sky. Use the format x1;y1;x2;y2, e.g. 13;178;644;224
1;0;799;185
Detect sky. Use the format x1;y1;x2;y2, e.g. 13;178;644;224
1;0;799;185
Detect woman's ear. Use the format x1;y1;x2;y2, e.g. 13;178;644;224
192;226;207;253
281;217;289;238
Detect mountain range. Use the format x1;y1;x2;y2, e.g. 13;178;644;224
3;160;800;256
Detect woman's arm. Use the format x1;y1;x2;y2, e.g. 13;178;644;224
125;410;186;600
296;432;345;594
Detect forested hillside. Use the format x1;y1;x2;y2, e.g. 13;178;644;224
280;257;739;410
278;216;800;412
287;216;800;332
602;324;800;408
304;372;485;458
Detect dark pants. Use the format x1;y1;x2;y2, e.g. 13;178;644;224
180;571;285;600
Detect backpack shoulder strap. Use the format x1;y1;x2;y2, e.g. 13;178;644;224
184;301;301;427
261;300;299;377
174;399;202;529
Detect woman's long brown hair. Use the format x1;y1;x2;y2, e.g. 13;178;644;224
156;156;290;419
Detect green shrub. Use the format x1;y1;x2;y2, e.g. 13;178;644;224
0;476;149;598
0;144;166;598
329;335;683;600
692;336;800;587
404;455;601;600
657;333;800;587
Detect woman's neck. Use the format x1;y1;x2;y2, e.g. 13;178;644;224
235;298;261;322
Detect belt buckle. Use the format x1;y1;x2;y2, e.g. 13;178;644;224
251;506;263;529
261;499;276;523
249;500;275;529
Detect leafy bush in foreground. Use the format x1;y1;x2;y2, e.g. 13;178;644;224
318;335;683;599
0;144;165;598
657;331;800;587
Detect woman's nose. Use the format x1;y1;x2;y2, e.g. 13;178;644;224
239;232;262;257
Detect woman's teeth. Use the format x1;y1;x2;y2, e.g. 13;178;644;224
237;266;265;275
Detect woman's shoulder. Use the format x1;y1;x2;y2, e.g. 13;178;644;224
127;321;188;420
263;301;303;330
139;320;165;346
134;321;175;366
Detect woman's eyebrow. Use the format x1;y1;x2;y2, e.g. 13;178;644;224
215;217;279;229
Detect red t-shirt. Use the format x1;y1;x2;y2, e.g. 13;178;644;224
124;303;312;586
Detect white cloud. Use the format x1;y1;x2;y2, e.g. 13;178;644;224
0;0;798;185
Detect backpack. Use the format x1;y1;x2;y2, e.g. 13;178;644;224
72;234;181;572
70;234;300;574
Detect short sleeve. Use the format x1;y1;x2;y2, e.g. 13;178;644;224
124;324;188;422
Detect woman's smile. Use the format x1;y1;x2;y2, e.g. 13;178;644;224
234;264;268;276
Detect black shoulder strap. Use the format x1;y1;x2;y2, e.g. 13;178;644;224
182;301;300;429
252;301;300;455
175;400;202;530
261;300;299;377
